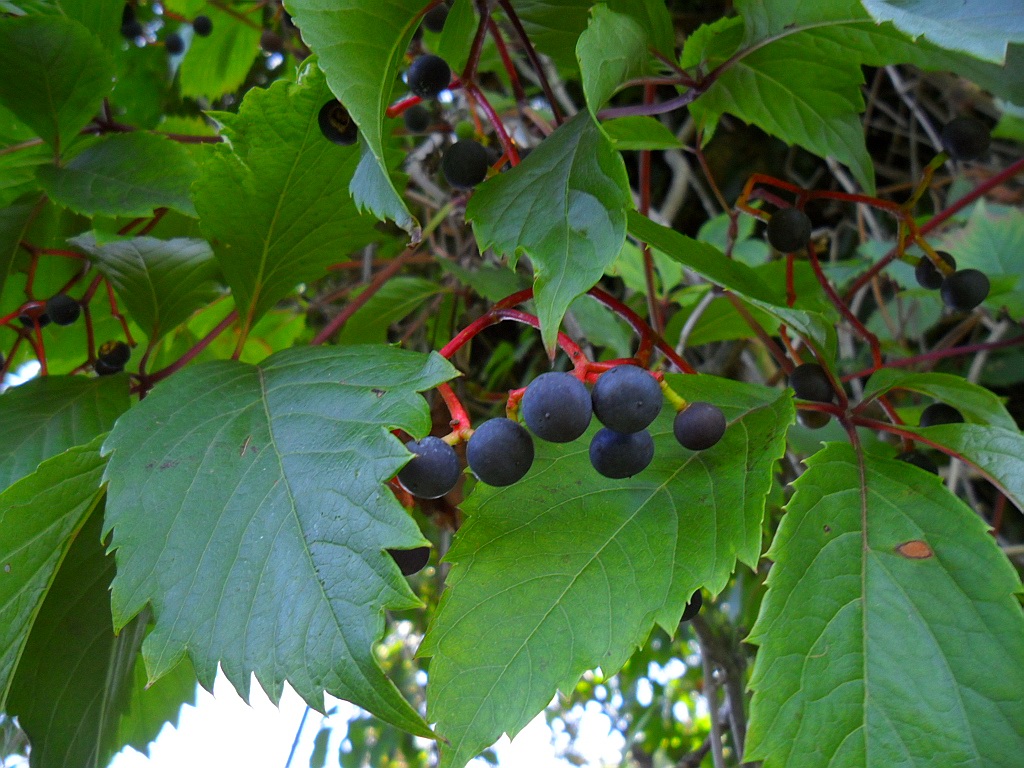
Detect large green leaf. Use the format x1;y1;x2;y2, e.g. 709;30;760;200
37;133;198;218
0;15;114;152
423;375;793;768
7;508;196;768
179;4;261;100
69;233;223;342
576;5;647;116
862;369;1018;431
285;0;422;235
193;60;382;334
509;0;595;71
684;17;874;192
0;436;107;709
861;0;1024;64
0;375;129;491
467;112;631;352
746;443;1024;766
628;212;838;360
102;346;458;736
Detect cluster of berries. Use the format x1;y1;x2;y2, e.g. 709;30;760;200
12;292;129;376
394;365;727;503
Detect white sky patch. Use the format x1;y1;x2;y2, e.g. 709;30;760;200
103;671;623;768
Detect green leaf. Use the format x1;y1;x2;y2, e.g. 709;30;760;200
194;60;383;334
746;443;1024;767
0;15;114;152
7;507;196;768
616;0;674;58
907;424;1024;514
423;375;793;768
0;375;129;491
113;652;196;761
862;369;1018;431
436;0;478;75
686;22;875;192
0;198;39;300
54;0;123;48
467;112;631;353
628;212;838;361
0;436;107;709
735;0;864;42
337;276;441;346
601;116;684;150
286;0;422;235
861;0;1024;64
179;5;261;99
68;233;224;342
509;0;595;71
37;132;198;218
0;146;49;208
577;5;648;116
102;346;458;736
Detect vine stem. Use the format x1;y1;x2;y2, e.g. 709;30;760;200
141;311;239;389
487;17;526;104
843;335;1024;381
586;287;695;373
495;0;564;124
465;83;520;165
311;248;418;345
638;83;663;335
436;382;473;437
806;238;882;369
461;0;492;84
438;306;587;366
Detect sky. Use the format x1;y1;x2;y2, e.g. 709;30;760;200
93;670;624;768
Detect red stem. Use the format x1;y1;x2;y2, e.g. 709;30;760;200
806;238;882;368
461;0;492;84
843;335;1024;381
437;382;472;436
465;83;520;165
143;310;238;387
311;250;415;345
438;307;586;366
487;17;526;104
587;287;695;373
495;0;564;124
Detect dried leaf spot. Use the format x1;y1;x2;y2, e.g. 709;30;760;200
823;524;831;534
896;540;933;559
